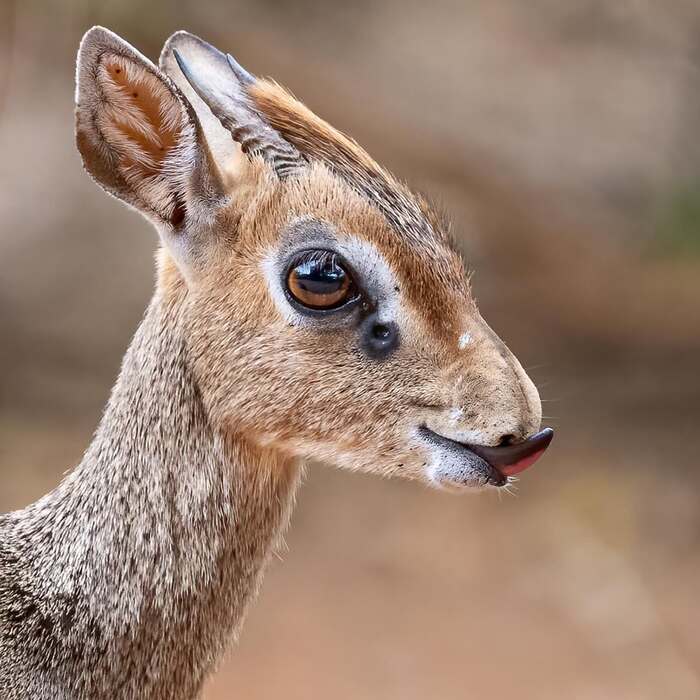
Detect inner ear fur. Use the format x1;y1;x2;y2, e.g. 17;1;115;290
76;27;221;225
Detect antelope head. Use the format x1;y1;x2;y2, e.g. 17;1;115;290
75;27;553;492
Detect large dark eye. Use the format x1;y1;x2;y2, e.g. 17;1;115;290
286;251;356;310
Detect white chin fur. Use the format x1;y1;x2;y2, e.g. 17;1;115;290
425;450;491;491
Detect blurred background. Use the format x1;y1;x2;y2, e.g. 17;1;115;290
1;1;699;698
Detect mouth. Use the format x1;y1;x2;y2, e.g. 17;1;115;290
419;427;554;488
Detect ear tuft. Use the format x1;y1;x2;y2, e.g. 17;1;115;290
95;54;184;175
76;27;201;223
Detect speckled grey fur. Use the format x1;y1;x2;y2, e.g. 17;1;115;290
0;292;301;698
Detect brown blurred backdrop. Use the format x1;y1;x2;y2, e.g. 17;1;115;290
1;1;699;698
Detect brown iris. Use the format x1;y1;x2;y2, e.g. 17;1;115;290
286;251;355;310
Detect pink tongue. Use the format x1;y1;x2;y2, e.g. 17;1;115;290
499;447;548;476
466;427;554;478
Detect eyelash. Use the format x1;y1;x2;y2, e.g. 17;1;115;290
296;250;337;267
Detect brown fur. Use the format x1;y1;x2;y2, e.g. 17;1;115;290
0;27;542;699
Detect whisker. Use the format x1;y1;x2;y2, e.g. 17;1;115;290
502;483;519;498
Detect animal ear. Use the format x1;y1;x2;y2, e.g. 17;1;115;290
75;26;223;227
159;31;305;179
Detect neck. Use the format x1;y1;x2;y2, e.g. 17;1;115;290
0;283;302;699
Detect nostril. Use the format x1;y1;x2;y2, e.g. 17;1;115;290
498;433;516;447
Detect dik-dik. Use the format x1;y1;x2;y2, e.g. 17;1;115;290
0;27;554;699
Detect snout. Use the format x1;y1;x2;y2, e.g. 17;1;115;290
420;427;554;489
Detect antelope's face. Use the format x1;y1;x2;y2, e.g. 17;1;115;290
75;28;553;491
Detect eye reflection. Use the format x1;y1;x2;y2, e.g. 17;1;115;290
286;251;356;310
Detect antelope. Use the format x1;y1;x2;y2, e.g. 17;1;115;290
0;26;554;699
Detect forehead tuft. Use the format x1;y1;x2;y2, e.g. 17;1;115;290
249;79;448;250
